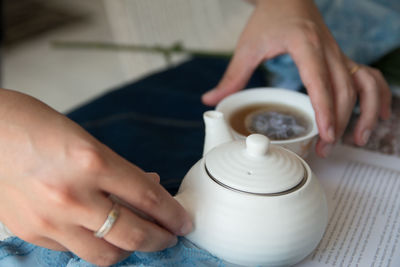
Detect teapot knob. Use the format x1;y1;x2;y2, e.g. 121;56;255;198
246;134;270;157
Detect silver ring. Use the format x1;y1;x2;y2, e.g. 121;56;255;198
94;202;120;238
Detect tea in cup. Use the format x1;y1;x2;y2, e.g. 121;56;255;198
216;88;318;157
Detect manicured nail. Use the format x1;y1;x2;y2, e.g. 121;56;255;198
168;237;178;248
361;129;371;146
327;126;335;142
180;220;193;236
322;143;333;158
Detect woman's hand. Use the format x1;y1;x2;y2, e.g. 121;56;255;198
0;89;192;266
202;0;391;157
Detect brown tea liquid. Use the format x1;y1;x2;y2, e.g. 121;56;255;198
229;103;312;140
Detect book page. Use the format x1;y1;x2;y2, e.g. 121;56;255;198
296;145;400;267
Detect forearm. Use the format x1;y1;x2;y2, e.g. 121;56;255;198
0;88;92;147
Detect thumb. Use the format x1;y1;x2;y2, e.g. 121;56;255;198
202;49;261;106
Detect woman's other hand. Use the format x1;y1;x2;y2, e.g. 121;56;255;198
202;0;391;157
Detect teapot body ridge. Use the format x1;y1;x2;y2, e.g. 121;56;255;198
175;156;328;267
174;110;328;266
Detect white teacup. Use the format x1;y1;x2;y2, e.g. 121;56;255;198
216;87;318;158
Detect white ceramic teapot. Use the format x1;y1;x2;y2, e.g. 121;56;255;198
175;111;328;267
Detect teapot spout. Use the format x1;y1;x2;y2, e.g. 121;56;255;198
203;111;234;156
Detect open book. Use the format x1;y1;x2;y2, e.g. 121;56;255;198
296;145;400;267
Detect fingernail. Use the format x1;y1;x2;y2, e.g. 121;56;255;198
322;143;333;158
361;129;371;146
168;237;178;248
327;126;335;142
180;220;193;236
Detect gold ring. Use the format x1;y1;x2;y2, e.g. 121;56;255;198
94;202;120;238
349;64;360;75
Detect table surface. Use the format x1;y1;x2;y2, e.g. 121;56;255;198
342;93;400;157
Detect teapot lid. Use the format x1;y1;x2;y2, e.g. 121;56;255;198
205;134;305;194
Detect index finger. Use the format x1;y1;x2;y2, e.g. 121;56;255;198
288;40;335;143
202;44;262;106
98;152;192;237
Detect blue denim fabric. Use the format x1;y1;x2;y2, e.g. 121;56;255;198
0;238;73;266
67;57;267;196
0;237;231;267
0;237;230;267
0;57;266;267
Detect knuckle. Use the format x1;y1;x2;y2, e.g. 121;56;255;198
364;76;379;93
33;178;78;209
93;247;122;266
337;83;357;104
139;188;162;210
369;67;380;75
147;172;160;183
45;184;78;209
72;145;107;174
235;41;263;63
294;20;321;49
126;229;147;250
